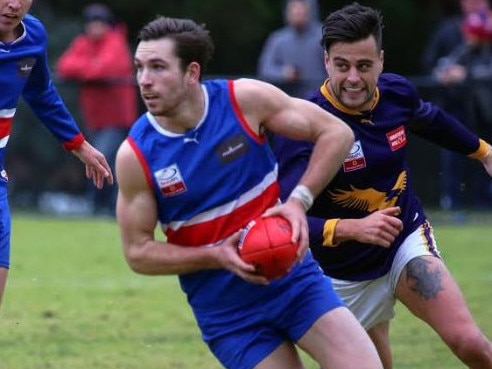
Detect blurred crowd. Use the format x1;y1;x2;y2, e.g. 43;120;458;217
422;0;492;212
8;0;492;216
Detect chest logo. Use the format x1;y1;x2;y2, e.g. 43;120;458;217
386;125;406;151
154;163;187;197
17;57;36;77
343;140;366;172
216;134;249;164
329;171;407;212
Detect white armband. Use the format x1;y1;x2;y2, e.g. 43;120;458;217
288;184;314;211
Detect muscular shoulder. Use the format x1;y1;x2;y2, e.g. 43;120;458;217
232;78;292;131
232;78;287;111
116;140;148;193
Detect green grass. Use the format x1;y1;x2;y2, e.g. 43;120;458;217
0;214;491;368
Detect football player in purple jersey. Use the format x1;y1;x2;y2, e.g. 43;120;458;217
274;2;492;368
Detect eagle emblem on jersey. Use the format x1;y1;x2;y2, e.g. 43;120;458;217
329;171;407;212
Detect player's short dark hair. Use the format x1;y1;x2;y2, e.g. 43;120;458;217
320;2;384;52
137;16;215;72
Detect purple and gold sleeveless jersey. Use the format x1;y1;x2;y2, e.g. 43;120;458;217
127;79;325;309
274;73;488;281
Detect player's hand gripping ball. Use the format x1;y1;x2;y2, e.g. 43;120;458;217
238;215;300;280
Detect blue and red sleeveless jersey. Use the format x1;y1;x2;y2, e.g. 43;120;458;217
128;79;280;247
128;79;325;309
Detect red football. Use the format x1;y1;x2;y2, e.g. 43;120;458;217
238;215;299;280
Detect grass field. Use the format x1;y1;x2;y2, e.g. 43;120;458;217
0;214;490;369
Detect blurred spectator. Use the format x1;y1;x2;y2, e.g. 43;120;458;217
421;0;491;74
434;11;492;85
433;10;492;210
283;0;320;23
257;0;325;97
56;3;137;217
421;0;490;213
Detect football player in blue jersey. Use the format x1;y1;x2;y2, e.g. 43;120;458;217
273;2;492;369
0;0;113;308
115;15;384;369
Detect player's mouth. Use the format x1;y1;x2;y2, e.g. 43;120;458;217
342;86;366;101
343;86;363;93
2;14;19;20
142;93;159;101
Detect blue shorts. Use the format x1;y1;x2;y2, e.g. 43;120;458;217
194;265;344;369
0;195;11;269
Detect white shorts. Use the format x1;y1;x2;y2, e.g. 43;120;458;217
331;223;441;330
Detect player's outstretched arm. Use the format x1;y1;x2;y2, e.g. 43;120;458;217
71;140;114;189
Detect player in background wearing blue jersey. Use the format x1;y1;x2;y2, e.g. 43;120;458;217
115;15;383;369
273;3;492;369
0;0;113;308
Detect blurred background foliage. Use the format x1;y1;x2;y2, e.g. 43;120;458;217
8;0;462;211
31;0;460;76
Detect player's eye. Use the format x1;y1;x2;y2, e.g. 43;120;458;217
335;63;349;72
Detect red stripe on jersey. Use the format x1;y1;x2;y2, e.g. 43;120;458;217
0;117;13;138
127;137;154;190
166;181;280;247
228;80;266;144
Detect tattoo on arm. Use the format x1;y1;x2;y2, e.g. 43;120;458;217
405;257;443;299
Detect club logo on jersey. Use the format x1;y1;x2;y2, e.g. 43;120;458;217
154;164;187;197
17;58;36;77
386;125;407;151
329;170;407;212
216;134;249;164
343;140;366;172
0;170;8;181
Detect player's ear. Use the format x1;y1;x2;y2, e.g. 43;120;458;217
323;51;330;74
186;62;201;84
323;50;329;64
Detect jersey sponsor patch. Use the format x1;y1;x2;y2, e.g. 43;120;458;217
17;57;36;77
343;140;366;172
154;163;187;197
216;133;249;164
386;125;406;151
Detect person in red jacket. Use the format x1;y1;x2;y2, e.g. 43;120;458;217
56;3;137;216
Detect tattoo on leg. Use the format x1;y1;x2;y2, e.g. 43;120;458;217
405;258;443;299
